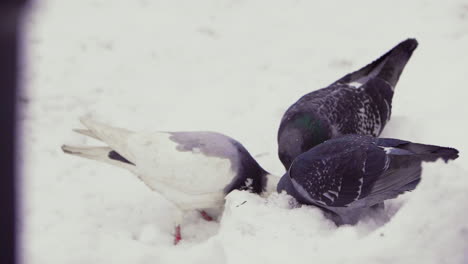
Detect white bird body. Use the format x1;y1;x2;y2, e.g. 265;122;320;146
126;131;236;210
62;118;277;242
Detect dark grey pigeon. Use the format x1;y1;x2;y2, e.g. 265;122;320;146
62;117;278;244
277;134;458;225
278;39;419;169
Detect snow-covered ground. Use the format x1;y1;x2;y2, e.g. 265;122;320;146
21;0;468;263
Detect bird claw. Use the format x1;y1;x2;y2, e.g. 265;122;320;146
173;225;181;245
200;210;213;221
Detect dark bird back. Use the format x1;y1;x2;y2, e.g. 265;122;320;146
278;39;419;169
277;134;458;225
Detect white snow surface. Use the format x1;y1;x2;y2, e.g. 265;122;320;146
21;0;468;263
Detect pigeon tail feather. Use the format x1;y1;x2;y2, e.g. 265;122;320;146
78;117;136;163
334;38;418;89
61;144;137;173
401;143;459;162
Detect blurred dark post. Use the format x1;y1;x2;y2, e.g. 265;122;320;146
1;0;28;264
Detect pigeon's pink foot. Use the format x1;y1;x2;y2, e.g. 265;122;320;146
174;225;182;245
199;210;213;221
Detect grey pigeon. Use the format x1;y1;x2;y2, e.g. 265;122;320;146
61;117;278;244
277;134;458;225
278;39;418;169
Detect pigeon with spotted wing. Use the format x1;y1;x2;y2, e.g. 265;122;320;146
278;39;418;169
62;117;278;244
277;134;458;225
